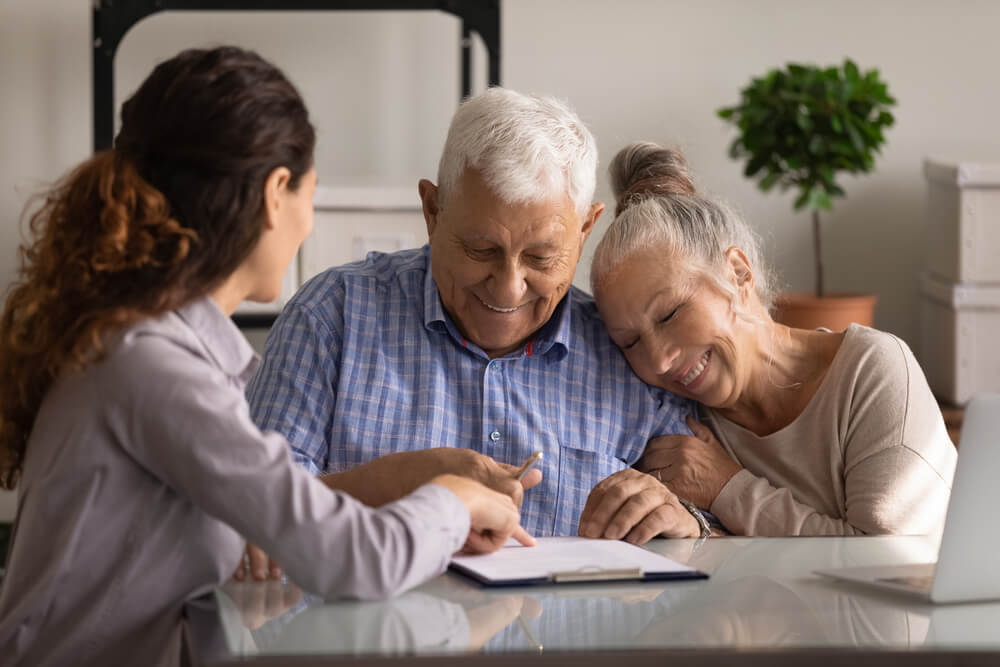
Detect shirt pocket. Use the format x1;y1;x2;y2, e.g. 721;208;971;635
553;443;630;536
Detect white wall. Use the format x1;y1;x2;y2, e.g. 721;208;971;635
2;0;1000;518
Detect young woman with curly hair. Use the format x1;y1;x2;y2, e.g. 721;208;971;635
0;46;531;667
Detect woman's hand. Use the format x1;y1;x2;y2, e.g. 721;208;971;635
638;415;742;509
431;474;536;554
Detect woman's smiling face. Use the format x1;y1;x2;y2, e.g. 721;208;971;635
595;246;757;409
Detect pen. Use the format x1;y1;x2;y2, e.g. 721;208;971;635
515;450;543;481
517;614;543;653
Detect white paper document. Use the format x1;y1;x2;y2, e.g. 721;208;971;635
450;537;706;586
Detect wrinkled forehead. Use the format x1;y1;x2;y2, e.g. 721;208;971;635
444;171;584;246
596;245;700;301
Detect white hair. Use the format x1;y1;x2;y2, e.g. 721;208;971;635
592;142;777;316
436;87;597;218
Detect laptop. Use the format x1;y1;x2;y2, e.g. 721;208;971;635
815;392;1000;604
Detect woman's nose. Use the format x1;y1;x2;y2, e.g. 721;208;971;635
647;336;680;377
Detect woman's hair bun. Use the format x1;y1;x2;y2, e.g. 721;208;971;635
610;141;696;216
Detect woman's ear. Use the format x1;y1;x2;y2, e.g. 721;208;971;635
725;246;754;296
262;166;292;231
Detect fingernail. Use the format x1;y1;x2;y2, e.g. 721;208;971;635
254;569;267;580
271;567;282;579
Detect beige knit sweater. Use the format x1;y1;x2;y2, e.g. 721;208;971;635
705;324;957;536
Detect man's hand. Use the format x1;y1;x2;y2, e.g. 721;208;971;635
320;448;542;509
431;474;536;554
232;543;282;582
637;415;742;509
465;452;543;509
578;468;699;544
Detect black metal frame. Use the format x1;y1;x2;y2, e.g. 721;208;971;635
93;0;500;152
91;0;500;328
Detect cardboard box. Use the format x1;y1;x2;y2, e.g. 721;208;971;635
924;158;1000;283
920;273;1000;405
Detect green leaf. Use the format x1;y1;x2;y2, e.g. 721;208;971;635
846;122;865;152
759;171;781;191
844;59;860;82
793;187;811;210
809;188;833;211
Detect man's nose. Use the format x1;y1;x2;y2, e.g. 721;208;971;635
489;260;528;305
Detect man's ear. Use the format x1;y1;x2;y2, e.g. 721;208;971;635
418;179;440;239
725;246;754;295
262;166;292;231
581;202;604;244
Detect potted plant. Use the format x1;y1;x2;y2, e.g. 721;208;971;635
717;59;896;330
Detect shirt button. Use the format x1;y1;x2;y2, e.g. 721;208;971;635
489;430;501;442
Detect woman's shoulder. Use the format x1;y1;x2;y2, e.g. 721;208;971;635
835;324;916;378
98;313;229;400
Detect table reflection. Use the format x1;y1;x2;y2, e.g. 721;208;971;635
213;535;1000;657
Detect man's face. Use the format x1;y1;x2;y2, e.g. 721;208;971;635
420;168;602;358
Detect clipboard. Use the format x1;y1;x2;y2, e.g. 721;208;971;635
449;537;708;587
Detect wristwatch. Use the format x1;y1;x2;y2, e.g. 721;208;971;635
678;498;711;539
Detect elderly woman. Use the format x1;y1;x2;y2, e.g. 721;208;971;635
589;142;956;536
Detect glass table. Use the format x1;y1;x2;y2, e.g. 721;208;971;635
188;535;1000;665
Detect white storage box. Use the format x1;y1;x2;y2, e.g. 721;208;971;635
234;185;424;319
924;158;1000;283
303;185;424;285
920;272;1000;405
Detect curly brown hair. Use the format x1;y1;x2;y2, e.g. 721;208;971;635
0;46;315;489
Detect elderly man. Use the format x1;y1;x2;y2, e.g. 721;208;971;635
247;88;702;556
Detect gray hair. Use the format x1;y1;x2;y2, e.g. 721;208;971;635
592;142;776;315
436;87;597;218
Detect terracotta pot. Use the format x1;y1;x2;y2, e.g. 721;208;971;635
773;292;877;332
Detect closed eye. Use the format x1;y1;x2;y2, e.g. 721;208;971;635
660;306;679;323
465;246;496;260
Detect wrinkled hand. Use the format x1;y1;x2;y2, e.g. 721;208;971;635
578;468;699;544
320;448;542;509
232;542;282;582
432;474;536;554
457;450;543;509
637;415;742;509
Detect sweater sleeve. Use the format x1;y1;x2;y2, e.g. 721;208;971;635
710;441;953;536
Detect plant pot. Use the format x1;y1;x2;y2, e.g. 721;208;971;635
773;292;877;332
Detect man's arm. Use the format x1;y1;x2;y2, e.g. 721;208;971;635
247;297;343;476
317;447;541;509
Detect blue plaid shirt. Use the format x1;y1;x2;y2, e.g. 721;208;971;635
247;246;692;536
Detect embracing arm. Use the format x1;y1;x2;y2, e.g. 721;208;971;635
709;442;954;536
642;334;958;536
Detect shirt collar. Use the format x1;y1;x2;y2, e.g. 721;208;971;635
175;296;259;383
421;245;572;360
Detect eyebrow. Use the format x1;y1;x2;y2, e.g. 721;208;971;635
606;287;676;335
